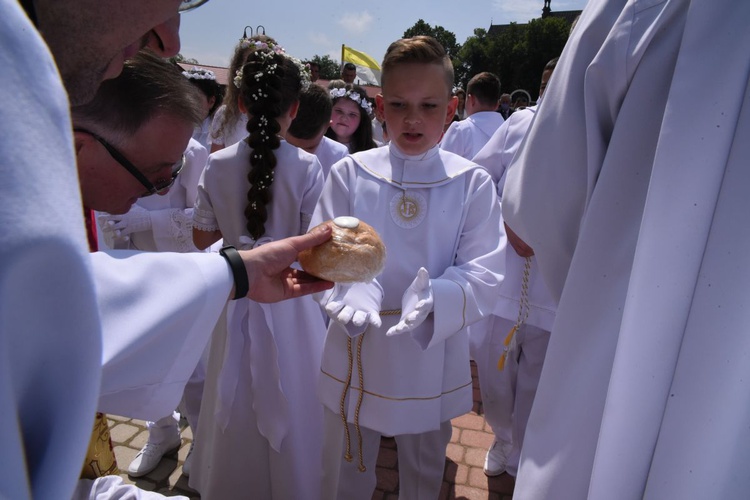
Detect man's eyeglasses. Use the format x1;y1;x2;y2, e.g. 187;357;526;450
75;129;184;196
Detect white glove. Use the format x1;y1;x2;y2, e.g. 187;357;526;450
325;281;383;334
98;205;152;239
386;267;434;337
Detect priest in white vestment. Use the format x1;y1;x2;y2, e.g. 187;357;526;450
502;0;750;498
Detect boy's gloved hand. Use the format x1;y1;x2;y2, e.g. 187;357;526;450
98;205;152;239
325;280;383;331
387;267;433;336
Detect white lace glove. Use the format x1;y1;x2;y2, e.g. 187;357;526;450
386;267;434;337
98;205;152;239
325;280;383;335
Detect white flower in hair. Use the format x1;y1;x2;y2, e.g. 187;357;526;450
182;66;216;81
329;87;373;115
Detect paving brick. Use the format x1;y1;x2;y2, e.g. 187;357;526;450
446;443;465;463
460;429;495;449
375;466;399;492
450;425;461;443
487;473;515;495
109;423;139;443
453;484;495;500
452;412;486;431
376;446;398;468
464;446;487;468
113;445;138;470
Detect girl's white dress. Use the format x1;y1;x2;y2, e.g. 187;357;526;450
189;139;327;500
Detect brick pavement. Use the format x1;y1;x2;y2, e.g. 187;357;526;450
109;361;515;499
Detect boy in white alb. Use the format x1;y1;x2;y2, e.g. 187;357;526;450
286;83;349;178
312;36;503;499
469;58;558;477
440;71;505;159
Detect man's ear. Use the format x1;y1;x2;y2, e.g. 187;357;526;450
445;95;458;125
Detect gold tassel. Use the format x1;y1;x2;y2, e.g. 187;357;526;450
497;325;517;371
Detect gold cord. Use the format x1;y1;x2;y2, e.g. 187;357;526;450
498;256;532;370
339;336;354;462
379;309;402;316
354;331;367;472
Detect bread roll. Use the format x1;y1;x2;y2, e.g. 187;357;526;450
299;217;386;282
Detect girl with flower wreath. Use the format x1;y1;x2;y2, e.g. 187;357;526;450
182;66;224;152
208;34;279;152
325;83;378;153
189;46;327;499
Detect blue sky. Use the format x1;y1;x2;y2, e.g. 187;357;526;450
179;0;589;67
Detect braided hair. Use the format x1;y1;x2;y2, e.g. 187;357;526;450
239;48;301;240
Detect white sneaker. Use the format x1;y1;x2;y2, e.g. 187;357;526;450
127;435;182;477
484;439;512;476
181;442;194;477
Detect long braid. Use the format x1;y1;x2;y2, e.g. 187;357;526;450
239;48;301;240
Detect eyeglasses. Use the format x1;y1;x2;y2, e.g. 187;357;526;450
179;0;211;12
74;128;185;196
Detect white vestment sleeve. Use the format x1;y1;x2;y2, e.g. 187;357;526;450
93;250;232;420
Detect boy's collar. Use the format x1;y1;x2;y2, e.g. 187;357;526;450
388;142;440;161
349;143;476;188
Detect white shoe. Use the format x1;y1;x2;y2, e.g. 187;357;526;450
484;439;512;476
128;435;182;477
181;442;194;477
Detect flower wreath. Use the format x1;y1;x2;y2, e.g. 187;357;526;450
330;87;373;115
182;67;216;81
233;39;311;90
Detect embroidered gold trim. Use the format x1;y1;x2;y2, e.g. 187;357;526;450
446;278;467;330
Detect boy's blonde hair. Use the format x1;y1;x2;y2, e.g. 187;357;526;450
381;36;454;94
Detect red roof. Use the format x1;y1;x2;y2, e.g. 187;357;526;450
178;62;231;87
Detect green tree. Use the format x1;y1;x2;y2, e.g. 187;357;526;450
309;54;340;80
169;53;198;64
455;28;493;89
403;19;462;85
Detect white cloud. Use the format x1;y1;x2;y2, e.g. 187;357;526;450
338;11;374;34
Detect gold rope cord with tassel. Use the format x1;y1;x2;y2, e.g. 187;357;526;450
338;331;369;472
498;256;532;371
339;337;355;463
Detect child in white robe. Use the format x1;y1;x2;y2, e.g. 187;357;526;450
440;71;505;159
469;58;559;478
311;36;503;499
189;46;327;499
286;83;349;178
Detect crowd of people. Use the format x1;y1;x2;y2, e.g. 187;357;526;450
3;0;750;499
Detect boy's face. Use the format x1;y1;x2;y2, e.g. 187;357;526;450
377;63;456;156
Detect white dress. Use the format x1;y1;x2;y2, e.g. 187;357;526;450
503;0;750;498
1;4;232;498
440;110;505;160
189;140;328;499
209;104;248;149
